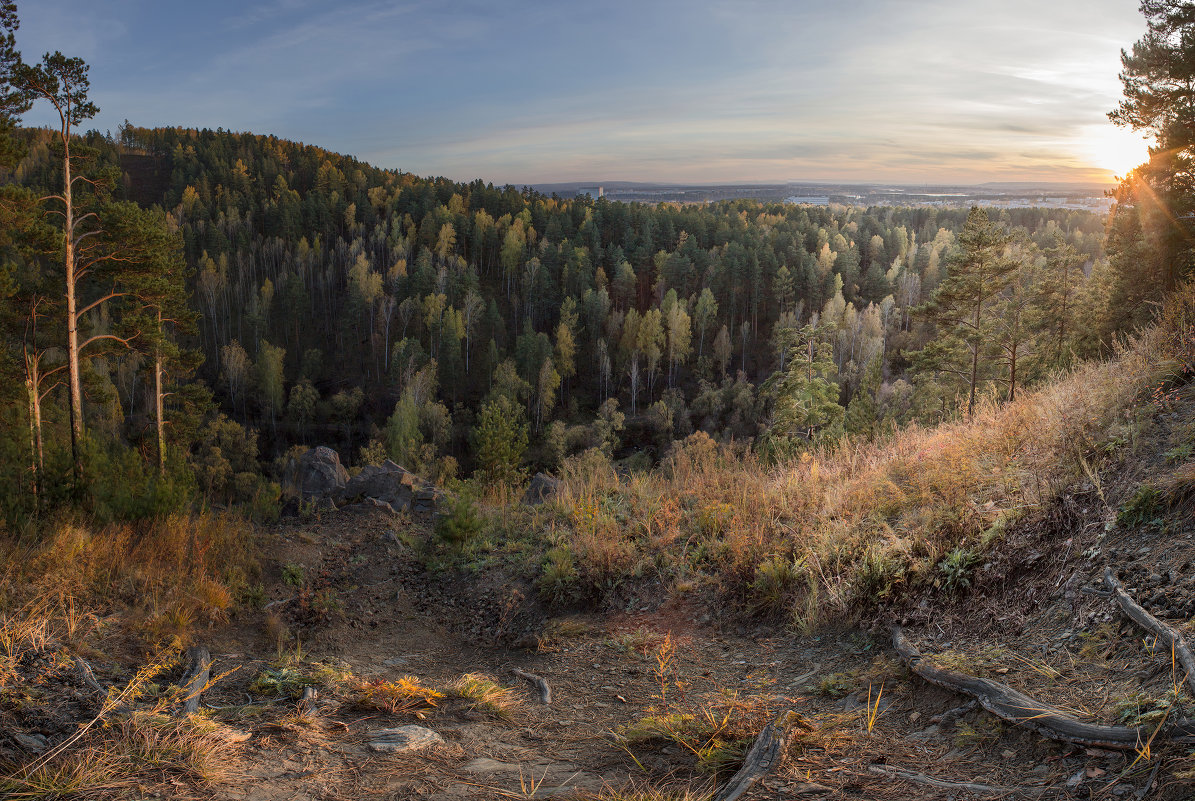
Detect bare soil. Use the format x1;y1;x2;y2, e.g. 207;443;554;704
166;495;1195;801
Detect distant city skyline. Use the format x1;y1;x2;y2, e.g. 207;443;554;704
17;0;1152;185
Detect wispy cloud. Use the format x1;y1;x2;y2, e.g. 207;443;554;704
14;0;1149;184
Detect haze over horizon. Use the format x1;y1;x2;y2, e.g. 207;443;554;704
19;0;1153;187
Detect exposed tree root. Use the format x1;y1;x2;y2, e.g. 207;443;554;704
1103;567;1195;697
892;628;1195;749
511;668;552;705
711;709;803;801
867;763;1044;796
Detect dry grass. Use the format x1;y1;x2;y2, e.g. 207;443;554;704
0;511;259;646
0;640;243;799
543;287;1195;627
353;674;445;715
0;512;258;799
446;672;521;718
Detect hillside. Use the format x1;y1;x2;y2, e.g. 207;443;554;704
2;284;1193;800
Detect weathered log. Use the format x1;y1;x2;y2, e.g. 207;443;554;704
867;764;1043;796
892;628;1195;749
298;685;319;717
511;668;552;705
1104;567;1195;697
178;646;211;715
73;656;105;695
711;709;801;801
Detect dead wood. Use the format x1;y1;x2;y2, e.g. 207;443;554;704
867;764;1043;796
298;686;319;717
892;628;1195;749
178;646;211;715
1104;567;1195;697
511;668;551;704
73;656;105;695
711;709;801;801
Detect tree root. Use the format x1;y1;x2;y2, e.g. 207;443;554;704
511;668;551;705
1103;567;1195;697
867;763;1045;796
711;709;804;801
892;628;1195;749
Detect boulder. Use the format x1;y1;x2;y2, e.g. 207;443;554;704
522;472;564;505
337;459;446;515
294;446;349;500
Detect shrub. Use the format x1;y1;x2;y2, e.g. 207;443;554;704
538;546;580;605
937;546;979;593
434;496;484;551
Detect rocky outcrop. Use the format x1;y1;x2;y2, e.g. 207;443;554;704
293;446;349;500
285;449;447;516
337;459;446;514
522;472;563;505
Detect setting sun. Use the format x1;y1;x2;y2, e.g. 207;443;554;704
1081;123;1153;177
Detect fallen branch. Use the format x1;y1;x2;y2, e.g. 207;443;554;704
867;764;1043;796
712;709;802;801
790;662;822;687
1104;567;1195;697
298;686;320;718
511;668;552;704
178;646;211;715
892;628;1195;749
73;656;105;695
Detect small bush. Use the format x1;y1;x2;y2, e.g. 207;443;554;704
538;546;580;605
281;562;305;587
1117;485;1163;527
434;496;484;551
749;555;799;615
937;546;979;593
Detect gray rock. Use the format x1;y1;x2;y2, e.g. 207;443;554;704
293;446;349;500
367;496;398;515
522;472;563;505
13;732;47;753
337;460;444;514
367;725;444;753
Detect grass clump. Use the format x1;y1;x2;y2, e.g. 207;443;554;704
1117;485;1163;527
353;675;444;715
446;672;520;717
937;546;980;593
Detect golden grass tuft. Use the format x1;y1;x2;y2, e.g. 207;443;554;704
353;674;444;715
446;672;521;717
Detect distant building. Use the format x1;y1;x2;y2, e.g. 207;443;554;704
598;185;604;198
785;195;829;205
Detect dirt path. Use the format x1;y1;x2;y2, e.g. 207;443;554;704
189;505;1190;800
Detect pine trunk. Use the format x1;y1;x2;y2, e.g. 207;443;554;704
63;145;84;482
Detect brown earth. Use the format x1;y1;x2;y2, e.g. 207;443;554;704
160;493;1195;801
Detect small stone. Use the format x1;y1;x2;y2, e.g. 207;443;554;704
1001;749;1016;759
13;732;48;752
367;725;444;753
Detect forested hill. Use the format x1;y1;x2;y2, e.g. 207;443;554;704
2;124;1161;511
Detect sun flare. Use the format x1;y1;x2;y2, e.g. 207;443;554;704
1081;124;1152;178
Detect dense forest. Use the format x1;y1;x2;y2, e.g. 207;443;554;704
0;1;1177;524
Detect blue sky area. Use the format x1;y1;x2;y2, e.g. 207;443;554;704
17;0;1151;185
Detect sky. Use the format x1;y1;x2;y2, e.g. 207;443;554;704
16;0;1154;186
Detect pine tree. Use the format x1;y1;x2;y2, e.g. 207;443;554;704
914;208;1017;417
